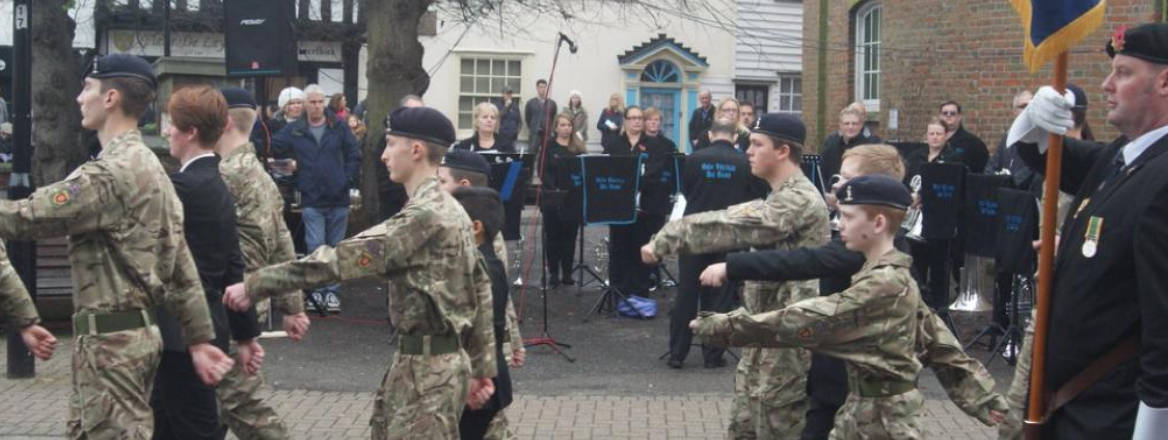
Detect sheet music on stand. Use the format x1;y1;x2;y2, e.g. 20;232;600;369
575;154;642;225
480;152;534;241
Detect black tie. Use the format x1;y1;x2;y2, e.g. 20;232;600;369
1099;150;1126;190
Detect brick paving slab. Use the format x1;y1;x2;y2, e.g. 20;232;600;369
0;338;998;439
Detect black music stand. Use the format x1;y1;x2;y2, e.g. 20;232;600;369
957;174;1012;351
570;155;648;320
919;163;966;334
964;187;1038;365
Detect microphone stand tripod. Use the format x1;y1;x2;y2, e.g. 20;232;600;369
518;32;578;363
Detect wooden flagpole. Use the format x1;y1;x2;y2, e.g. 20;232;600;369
1023;51;1068;440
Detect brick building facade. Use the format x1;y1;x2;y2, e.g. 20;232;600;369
802;0;1165;153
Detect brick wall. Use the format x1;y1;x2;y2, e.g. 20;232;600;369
803;0;1162;153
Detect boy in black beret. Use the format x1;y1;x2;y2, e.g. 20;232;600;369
224;106;497;438
691;174;927;438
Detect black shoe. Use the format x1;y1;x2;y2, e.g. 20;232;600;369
667;358;683;369
548;278;561;288
704;357;727;369
561;276;575;286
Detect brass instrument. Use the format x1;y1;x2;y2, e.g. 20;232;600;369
828;174;843;232
902;175;924;242
951;254;994;312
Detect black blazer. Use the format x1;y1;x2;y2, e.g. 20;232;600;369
681;140;768;216
157;156;259;352
1017;134;1168;438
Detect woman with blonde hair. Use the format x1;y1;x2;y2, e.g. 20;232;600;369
565;90;589;147
455;101;516;152
697;97;751;151
597;93;625;152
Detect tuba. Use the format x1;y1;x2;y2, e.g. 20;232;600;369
951;254;994;312
902;175;925;242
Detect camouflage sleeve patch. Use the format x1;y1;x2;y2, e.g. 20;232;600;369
0;163;120;239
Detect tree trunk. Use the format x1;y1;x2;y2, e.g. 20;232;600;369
356;0;433;229
30;0;84;185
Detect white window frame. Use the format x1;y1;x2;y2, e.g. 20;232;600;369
456;56;523;130
776;74;802;114
854;1;881;111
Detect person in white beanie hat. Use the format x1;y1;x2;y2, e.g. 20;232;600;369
269;87;305;135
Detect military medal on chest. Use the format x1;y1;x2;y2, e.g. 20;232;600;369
1081;216;1103;258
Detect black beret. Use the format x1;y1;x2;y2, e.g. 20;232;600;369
751;113;806;146
836;174;912;211
88;54;157;88
220;87;256;109
385;106;456;147
1106;23;1168;65
441;150;491;176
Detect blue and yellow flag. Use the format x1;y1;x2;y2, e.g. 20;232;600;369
1011;0;1107;72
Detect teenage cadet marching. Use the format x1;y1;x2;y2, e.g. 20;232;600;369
692;174;924;438
224;106;497;439
0;54;235;438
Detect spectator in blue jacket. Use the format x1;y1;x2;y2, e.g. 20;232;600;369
271;84;362;313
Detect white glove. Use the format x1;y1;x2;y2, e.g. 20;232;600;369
1006;86;1075;152
1133;401;1168;440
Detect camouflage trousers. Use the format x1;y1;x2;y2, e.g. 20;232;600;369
216;341;289;440
370;351;470;440
829;389;924;440
67;326;163;440
728;346;810;439
999;310;1036;440
484;409;514;440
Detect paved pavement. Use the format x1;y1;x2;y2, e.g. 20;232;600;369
0;215;1016;439
0;339;1000;439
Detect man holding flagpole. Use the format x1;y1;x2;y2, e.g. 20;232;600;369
1005;22;1168;439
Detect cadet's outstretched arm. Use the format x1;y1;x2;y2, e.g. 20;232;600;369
244;206;436;301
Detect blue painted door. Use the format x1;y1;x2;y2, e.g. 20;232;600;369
640;88;680;143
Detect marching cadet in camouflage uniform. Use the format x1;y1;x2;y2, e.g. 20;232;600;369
0;240;57;361
642;114;830;439
214;87;312;440
693;174;924;439
437;150;525;440
0;54;233;439
225;106;497;439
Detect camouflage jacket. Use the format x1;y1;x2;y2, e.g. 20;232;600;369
694;249;922;383
0;130;214;345
0;241;38;328
219;142;304;315
245;177;497;378
650;174;830;313
916;303;1007;425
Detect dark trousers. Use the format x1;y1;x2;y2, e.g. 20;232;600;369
609;224;646;295
911;238;952;322
801;353;848;440
639;214;668;286
668;253;734;363
542;211;579;279
151;351;224;440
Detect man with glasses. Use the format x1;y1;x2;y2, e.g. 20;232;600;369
940;100;989;172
